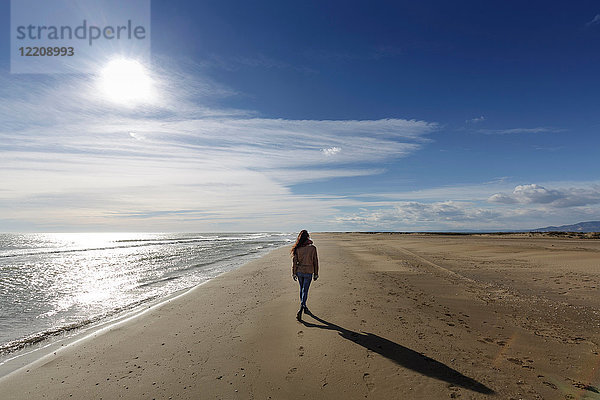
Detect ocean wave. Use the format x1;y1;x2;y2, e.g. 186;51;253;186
0;234;284;259
135;275;179;289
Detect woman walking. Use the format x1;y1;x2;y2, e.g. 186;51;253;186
291;230;319;321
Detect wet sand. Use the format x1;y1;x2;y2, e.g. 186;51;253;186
1;233;599;399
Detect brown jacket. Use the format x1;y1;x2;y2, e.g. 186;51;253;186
292;243;319;275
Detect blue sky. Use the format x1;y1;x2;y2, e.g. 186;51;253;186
1;0;599;232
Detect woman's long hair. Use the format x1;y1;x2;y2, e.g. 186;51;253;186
291;230;310;256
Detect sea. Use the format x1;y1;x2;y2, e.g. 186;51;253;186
0;232;292;368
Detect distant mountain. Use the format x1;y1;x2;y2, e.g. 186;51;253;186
533;221;600;232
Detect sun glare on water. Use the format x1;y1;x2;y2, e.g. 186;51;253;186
98;58;154;105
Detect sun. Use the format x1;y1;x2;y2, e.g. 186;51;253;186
98;59;154;105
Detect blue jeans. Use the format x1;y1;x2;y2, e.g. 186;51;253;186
297;272;313;308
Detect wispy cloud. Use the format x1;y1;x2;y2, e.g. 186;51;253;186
4;57;592;232
477;127;562;135
586;14;600;27
203;53;317;74
0;60;438;231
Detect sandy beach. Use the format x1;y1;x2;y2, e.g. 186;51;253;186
1;233;599;399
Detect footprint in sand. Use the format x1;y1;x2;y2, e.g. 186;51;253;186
542;381;558;390
447;384;462;398
362;372;375;392
298;346;305;357
285;367;298;380
297;330;304;338
507;357;523;365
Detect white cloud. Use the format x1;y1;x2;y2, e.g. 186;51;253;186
488;184;600;207
466;115;485;123
321;147;341;156
331;181;600;231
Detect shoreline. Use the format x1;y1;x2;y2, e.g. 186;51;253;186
0;280;202;380
1;233;599;399
0;242;290;380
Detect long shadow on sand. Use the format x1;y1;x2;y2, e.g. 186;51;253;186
300;311;494;395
